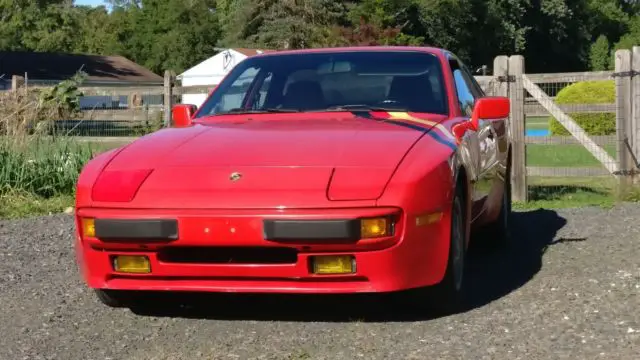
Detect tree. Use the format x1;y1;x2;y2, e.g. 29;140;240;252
125;0;221;74
222;0;351;49
589;34;611;70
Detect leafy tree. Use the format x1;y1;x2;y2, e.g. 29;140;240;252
1;0;639;76
589;34;611;70
125;0;221;74
222;0;351;49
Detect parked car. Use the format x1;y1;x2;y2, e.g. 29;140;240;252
74;46;511;314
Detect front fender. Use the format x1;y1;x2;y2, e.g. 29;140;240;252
75;146;127;209
377;132;474;248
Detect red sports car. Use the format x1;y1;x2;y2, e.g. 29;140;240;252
74;46;512;313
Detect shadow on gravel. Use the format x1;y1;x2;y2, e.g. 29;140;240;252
128;208;570;322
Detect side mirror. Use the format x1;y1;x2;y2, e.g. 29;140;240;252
171;104;197;127
470;97;510;130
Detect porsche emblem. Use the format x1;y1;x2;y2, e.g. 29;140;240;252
229;172;242;181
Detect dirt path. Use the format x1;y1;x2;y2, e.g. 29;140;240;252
0;205;638;359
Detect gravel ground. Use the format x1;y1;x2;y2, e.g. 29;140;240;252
0;205;638;360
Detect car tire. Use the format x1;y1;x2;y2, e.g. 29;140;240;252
94;289;140;308
401;184;468;316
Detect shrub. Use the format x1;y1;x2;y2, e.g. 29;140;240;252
548;80;616;136
0;71;86;136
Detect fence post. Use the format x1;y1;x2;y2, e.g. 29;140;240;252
493;55;509;97
614;49;633;192
508;55;527;202
163;70;174;127
632;46;640;184
11;75;24;91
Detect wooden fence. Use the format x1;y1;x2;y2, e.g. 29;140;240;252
7;47;640;202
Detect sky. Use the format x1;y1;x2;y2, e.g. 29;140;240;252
74;0;105;6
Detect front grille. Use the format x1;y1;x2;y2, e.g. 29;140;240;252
157;246;298;264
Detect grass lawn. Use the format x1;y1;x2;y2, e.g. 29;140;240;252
0;192;75;219
527;143;617;167
526;116;549;130
514;176;620;210
518;114;628;208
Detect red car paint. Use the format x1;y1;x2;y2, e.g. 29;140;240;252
74;46;511;298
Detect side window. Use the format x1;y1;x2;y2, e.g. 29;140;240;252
450;59;475;117
461;64;485;97
212;66;260;114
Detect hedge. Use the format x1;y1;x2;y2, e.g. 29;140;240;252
548;80;616;136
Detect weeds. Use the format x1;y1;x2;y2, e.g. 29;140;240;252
0;72;96;218
0;72;86;137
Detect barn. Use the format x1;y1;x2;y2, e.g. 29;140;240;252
0;51;163;109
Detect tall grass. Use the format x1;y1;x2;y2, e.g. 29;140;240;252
0;136;96;198
0;72;98;217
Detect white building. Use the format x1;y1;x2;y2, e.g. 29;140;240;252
177;48;271;108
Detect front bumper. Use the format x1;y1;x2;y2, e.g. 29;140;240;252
74;207;451;294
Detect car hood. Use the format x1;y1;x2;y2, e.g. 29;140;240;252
99;113;446;208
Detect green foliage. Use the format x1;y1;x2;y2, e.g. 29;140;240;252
548;80;616;136
1;0;639;75
0;71;87;136
589;34;610;70
39;71;87;121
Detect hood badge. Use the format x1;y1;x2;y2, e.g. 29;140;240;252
229;172;242;181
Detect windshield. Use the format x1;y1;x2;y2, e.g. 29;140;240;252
194;50;448;118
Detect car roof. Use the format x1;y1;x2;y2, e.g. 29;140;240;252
250;46;445;58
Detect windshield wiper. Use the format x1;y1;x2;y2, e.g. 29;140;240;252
319;104;408;112
220;107;301;114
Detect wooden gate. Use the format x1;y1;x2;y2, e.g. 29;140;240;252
475;48;640;203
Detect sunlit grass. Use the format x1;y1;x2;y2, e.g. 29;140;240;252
0;136;100;218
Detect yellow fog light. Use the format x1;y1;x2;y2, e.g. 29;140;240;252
311;255;355;275
113;255;151;274
81;218;96;237
360;217;389;238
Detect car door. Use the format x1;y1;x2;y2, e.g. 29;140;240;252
448;55;498;222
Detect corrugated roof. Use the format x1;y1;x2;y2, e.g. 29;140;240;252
0;51;163;83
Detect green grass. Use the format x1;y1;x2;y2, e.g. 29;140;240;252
0;191;74;219
514;176;619;210
525;113;615;168
0;137;97;197
526;116;549;130
0;136;99;218
521;116;624;208
527;143;617;167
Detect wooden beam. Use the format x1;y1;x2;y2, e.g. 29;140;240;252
76;109;162;122
522;74;618;175
526;71;614;83
79;87;164;96
615;49;634;190
527;166;610;177
172;85;216;95
525;135;615;146
508;55;527;202
525;103;616;117
164;70;174;127
632;46;640;181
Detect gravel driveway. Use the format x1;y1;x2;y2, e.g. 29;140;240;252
0;205;638;360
